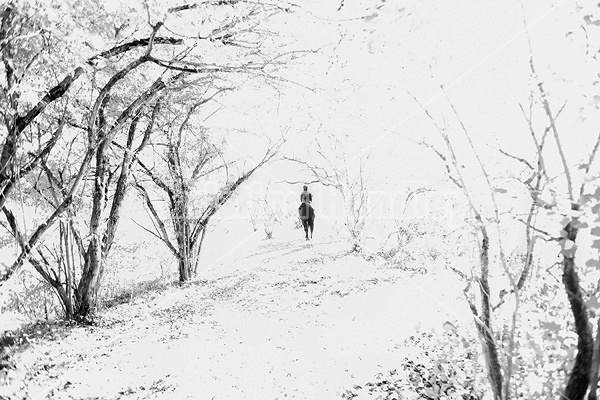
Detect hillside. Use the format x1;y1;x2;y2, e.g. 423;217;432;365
0;230;473;400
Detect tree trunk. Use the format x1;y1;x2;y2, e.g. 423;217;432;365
72;102;111;320
193;227;207;275
60;221;75;319
75;242;103;320
171;193;208;283
175;221;202;283
177;255;194;283
477;230;503;400
0;4;18;213
588;314;600;400
172;190;194;283
562;211;593;400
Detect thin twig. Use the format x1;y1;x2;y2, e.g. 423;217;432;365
497;148;534;170
580;132;600;197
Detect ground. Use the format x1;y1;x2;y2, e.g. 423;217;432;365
0;228;472;400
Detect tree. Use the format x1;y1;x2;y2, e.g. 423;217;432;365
134;93;283;282
1;0;298;319
2;100;161;319
412;50;600;400
1;19;187;319
0;1;185;284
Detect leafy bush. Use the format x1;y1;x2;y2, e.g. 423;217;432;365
341;329;484;400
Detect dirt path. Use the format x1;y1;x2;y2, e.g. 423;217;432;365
1;234;471;400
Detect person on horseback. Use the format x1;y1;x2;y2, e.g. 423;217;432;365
298;185;315;240
298;185;313;218
300;185;312;205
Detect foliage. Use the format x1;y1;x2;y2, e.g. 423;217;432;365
502;260;572;398
341;330;484;400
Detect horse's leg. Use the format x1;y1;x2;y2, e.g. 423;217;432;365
302;220;309;240
309;219;314;239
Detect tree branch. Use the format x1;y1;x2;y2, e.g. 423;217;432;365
497;148;534;170
134;182;179;257
13;36;183;138
580;132;600;197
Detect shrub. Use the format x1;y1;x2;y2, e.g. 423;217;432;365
341;328;484;400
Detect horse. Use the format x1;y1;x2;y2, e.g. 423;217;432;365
298;202;315;240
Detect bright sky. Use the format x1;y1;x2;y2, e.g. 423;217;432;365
197;0;599;225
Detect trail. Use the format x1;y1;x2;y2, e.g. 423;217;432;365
1;233;470;400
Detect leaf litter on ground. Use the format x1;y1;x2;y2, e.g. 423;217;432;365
1;234;475;400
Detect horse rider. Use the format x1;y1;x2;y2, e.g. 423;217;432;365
300;185;312;205
299;185;315;239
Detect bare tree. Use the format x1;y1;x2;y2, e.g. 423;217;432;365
134;114;282;281
251;182;281;239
